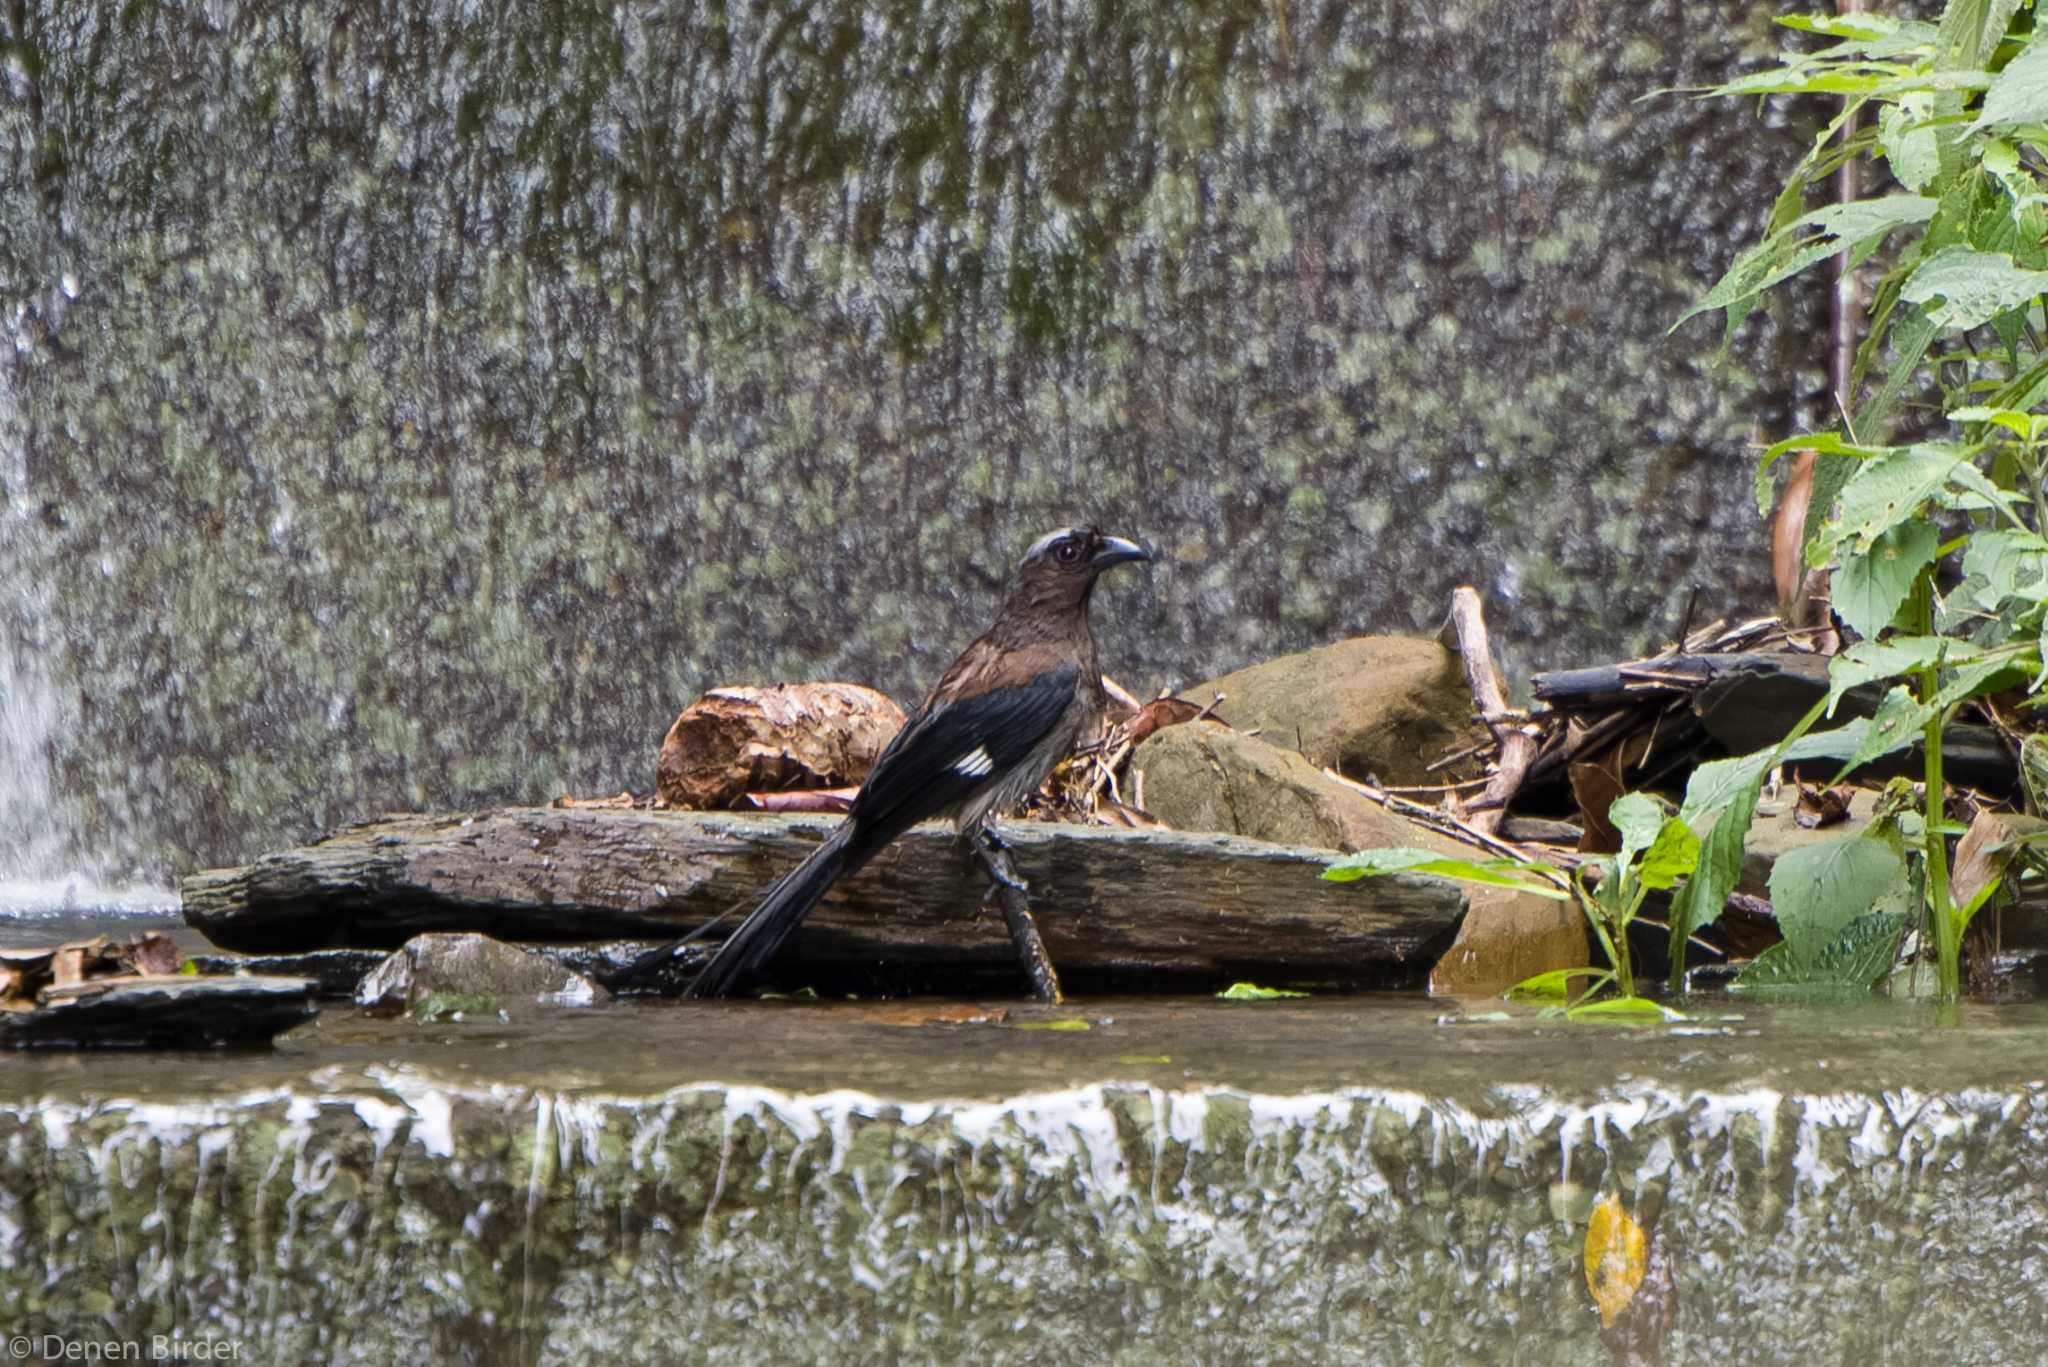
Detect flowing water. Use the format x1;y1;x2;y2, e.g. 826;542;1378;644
5;993;2047;1363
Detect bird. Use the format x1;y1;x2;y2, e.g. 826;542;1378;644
678;525;1150;998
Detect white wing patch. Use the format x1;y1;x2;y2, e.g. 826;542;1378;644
954;746;995;779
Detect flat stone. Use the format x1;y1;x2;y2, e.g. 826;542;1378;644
0;974;317;1048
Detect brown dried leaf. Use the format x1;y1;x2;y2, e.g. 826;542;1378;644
124;932;184;978
1115;697;1208;749
1792;783;1854;830
1951;808;2048;918
554;791;644;810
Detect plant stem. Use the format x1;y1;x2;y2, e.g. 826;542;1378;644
1913;569;1961;1002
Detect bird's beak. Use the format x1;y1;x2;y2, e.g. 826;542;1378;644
1091;535;1151;570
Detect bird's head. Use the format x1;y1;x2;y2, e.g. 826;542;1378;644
1006;526;1151;615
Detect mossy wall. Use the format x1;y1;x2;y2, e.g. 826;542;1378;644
0;0;1828;875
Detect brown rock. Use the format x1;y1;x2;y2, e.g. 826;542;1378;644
1180;637;1485;786
1132;724;1585;996
657;682;906;809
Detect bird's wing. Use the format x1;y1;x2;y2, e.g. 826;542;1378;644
849;660;1081;837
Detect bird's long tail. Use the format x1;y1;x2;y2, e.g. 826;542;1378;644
685;825;861;998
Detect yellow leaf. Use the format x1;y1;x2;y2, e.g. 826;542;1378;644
1584;1194;1647;1329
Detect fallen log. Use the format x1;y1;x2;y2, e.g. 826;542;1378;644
181;810;1466;994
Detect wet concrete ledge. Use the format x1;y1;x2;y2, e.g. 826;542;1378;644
1;1000;2045;1361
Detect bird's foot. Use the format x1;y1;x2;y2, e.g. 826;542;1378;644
973;827;1030;894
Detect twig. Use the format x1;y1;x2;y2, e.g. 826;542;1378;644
1322;765;1570;872
1377;777;1493;796
1439;586;1538;836
1424;737;1495;775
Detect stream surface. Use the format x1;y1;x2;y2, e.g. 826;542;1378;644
2;909;2045;1364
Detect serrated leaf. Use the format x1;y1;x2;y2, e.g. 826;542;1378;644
1768;834;1907;963
1835;685;1937;777
1677;195;1937;331
1832;519;1941;638
1977;34;2048;128
1819;445;1966;562
1736;911;1906;991
1900;246;2048;330
1879;97;1941;192
1826;636;1975;710
1963;528;2048;605
1323;848;1568;899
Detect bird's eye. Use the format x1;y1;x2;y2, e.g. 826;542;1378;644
1055;539;1084;564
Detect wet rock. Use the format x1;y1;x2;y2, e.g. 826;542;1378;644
1132;724;1583;994
1180;637;1486;786
357;933;609;1011
0;975;317;1049
1737;788;1877;896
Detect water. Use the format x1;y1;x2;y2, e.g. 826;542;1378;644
1;0;1828;883
3;993;2046;1362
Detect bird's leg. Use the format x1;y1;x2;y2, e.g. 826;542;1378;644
968;823;1063;1004
974;825;1030;893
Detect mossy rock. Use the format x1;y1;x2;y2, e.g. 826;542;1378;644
1180;637;1485;787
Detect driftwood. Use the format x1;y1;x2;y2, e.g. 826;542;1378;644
1439;587;1537;835
1531;649;2018;795
181;809;1466;994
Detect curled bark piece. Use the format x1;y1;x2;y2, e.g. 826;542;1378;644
657;683;907;810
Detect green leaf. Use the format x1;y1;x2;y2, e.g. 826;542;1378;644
1680;715;1903;821
1676;195;1937;332
1014;1018;1093;1031
1826;636;1976;710
1768;834;1908;963
1637;818;1703;891
1609;792;1667;865
1565;996;1684;1021
1819;444;1967;561
1878;96;1942;192
1217;982;1310;1000
1834;685;1938;778
1735;911;1907;991
1505;968;1613;1003
1963;528;2048;604
1669;774;1762;945
1832;518;1941;639
1977;33;2048;128
1323;847;1569;899
1900;245;2048;330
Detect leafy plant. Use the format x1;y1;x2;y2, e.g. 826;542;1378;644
1324;793;1699;1017
1676;1;2048;1000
